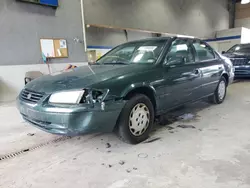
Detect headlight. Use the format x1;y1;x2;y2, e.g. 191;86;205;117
49;90;85;104
49;89;109;104
84;89;109;104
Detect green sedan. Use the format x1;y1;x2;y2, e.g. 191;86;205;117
17;37;234;144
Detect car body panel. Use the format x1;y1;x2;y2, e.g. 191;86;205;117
234;66;250;77
17;95;125;135
25;64;153;94
197;59;224;96
226;56;250;77
160;63;203;108
17;37;231;136
218;54;235;84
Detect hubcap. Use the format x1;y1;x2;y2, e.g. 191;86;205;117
218;80;226;100
129;103;150;136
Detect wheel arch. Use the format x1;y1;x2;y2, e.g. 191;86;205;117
122;84;157;112
221;72;229;86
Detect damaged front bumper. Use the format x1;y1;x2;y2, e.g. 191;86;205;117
17;98;125;136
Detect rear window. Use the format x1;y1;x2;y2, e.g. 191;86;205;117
227;44;250;54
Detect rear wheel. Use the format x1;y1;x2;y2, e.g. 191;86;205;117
116;94;154;144
208;77;227;104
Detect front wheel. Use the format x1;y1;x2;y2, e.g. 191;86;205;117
116;94;154;144
208;77;227;104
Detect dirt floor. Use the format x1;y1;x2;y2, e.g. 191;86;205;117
1;81;250;188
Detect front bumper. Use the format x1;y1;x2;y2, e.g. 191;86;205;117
234;66;250;77
17;98;125;136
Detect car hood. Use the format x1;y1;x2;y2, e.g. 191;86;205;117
25;64;152;93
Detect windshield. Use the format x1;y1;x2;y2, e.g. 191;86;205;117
96;39;167;65
227;44;250;54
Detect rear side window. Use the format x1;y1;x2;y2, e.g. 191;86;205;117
193;41;215;61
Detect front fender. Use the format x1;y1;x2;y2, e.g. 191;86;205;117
121;82;156;98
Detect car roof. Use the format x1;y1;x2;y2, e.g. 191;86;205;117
125;36;203;45
238;43;250;47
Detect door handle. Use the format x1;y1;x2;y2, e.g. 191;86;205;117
181;69;201;78
193;68;200;75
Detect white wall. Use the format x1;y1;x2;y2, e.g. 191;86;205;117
235;2;250;29
236;18;250;29
208;39;241;53
241;27;250;44
207;28;242;53
208;41;219;51
0;63;87;102
218;28;242;52
217;40;241;53
216;28;242;38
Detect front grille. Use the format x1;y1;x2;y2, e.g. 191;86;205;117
20;89;44;103
230;58;249;66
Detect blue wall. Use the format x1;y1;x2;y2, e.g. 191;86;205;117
40;0;58;7
18;0;58;7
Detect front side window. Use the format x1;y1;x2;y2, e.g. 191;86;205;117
165;39;195;65
96;40;167;65
193;41;215;61
227;44;250;54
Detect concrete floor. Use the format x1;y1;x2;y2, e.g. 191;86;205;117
1;81;250;188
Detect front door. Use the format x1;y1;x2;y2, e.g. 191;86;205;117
192;40;223;96
158;38;203;111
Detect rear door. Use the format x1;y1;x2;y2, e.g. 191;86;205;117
192;40;223;96
159;38;203;111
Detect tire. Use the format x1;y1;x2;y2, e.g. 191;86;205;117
116;94;155;144
208;77;227;104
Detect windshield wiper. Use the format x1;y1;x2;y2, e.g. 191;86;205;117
103;62;129;65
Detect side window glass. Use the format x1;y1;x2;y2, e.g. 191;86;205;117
165;39;195;65
193;41;215;61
